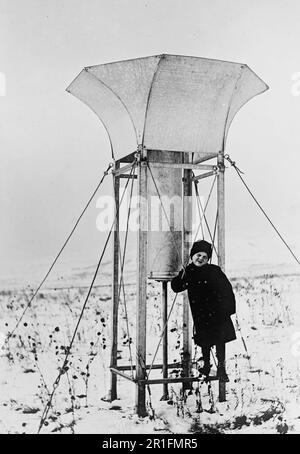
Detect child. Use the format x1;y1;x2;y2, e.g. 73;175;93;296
171;240;236;381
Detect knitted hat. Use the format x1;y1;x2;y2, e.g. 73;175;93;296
190;240;212;259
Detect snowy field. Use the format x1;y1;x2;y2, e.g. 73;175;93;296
1;260;300;435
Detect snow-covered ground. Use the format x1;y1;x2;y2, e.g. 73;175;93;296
1;258;300;434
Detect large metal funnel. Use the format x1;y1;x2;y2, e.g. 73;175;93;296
67;54;268;161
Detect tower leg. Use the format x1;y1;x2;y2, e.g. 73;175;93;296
109;163;120;401
217;151;226;402
182;155;192;390
161;281;169;400
135;151;148;417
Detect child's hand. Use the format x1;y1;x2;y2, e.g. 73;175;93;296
184;259;192;268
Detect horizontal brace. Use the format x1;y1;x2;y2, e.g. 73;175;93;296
149;162;217;171
117;362;183;371
138;376;219;385
192;170;218;182
113;162;135;176
115;150;219;165
110;367;136;382
111;367;220;385
119;174;137;179
147;148;218;159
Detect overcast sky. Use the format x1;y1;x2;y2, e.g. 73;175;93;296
1;0;300;281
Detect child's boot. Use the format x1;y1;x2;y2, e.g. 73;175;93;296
198;363;211;377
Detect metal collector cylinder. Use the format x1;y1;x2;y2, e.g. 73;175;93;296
147;150;183;281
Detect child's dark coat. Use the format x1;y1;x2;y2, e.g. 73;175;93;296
171;263;236;347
